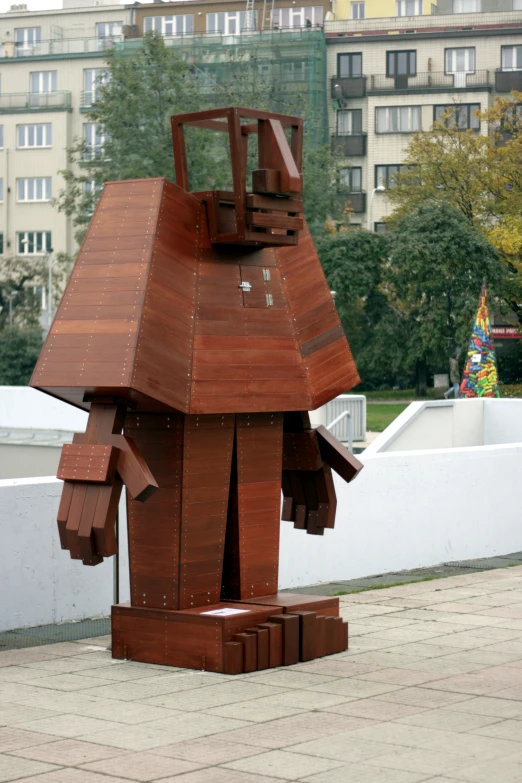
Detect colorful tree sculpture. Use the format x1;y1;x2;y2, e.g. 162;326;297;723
460;285;500;398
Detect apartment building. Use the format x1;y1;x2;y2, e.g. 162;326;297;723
326;7;522;229
0;0;330;287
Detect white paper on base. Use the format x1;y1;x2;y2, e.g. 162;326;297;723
201;608;251;617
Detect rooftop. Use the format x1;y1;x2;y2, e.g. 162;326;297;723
2;565;522;781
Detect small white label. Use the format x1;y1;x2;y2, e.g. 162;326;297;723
201;608;251;617
471;353;482;363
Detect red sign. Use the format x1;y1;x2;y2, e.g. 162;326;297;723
491;326;520;339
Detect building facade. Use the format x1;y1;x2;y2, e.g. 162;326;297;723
326;7;522;229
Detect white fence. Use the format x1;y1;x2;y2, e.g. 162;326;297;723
324;394;366;443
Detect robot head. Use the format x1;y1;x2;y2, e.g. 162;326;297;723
171;107;304;247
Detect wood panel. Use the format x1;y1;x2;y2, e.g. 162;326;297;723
221;413;283;601
178;414;235;610
125;413;183;610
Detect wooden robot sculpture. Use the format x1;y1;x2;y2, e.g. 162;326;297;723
31;108;363;674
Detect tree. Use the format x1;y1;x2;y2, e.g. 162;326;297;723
56;33;343;245
0;327;43;385
387;93;522;322
386;202;504;394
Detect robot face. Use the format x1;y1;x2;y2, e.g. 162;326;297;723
171;107;304;247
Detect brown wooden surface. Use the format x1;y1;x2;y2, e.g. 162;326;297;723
257;622;283;668
315;426;364;484
57;444;117;484
292;610;317;662
268;614;299;666
240;593;339;616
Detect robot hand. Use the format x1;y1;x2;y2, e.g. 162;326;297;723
281;425;363;536
56;404;157;566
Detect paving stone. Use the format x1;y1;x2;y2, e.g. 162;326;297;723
322;697;429;721
300;762;430;783
285;734;396;763
0;705;61;727
21;674;116;692
0;755;58;783
365;747;472;776
143;681;287;712
13;771;140;783
153;738;264;765
0;727;57;752
223;749;342;780
10;739;126;765
394;708;504;733
154;770;286;783
15;715;128;739
80;751;203;781
449;696;522;718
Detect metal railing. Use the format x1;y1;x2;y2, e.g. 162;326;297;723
0;91;72;112
0;36;123;59
368;70;492;93
325;394;366;448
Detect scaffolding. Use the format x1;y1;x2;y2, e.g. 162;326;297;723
117;29;328;148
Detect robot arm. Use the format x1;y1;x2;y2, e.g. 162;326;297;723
281;413;363;536
56;403;158;566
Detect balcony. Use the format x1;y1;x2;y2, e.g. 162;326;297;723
340;191;366;213
368;70;492;95
331;133;367;156
0;91;72;113
331;76;367;100
495;70;522;93
0;36;124;59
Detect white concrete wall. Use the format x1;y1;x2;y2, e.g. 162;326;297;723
483;400;522;446
2;437;522;629
0;476;128;632
279;442;522;587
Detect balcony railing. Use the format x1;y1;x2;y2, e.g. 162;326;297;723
0;36;123;59
331;76;367;100
368;70;492;94
340;191;366;213
0;91;72;113
495;70;522;93
331;134;367;156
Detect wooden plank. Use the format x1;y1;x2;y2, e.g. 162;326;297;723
246;194;303;212
292;610;317;662
223;641;243;675
247;212;303;231
300;325;345;359
246;627;270;671
257;622;283;668
233;632;257;673
268;614;299;666
315;426;364;484
325;616;337;656
315;614;327;658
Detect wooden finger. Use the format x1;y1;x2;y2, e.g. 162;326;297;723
57;481;74;550
65;484;88;559
315;426;363;483
281;472;295;521
302;471;324;536
92;477;123;557
288;471;307;529
313;465;336;529
112;435;158;501
77;484;101;562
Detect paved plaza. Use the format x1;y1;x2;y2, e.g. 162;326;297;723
2;567;522;782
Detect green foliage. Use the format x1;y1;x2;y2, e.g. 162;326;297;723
319;203;505;388
55;33;342;244
0;327;43;385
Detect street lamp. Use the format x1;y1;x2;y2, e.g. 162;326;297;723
368;184;385;232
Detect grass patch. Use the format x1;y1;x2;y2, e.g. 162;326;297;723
366;403;408;432
330;576;440;596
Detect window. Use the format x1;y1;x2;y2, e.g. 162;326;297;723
434;103;480;130
375;164;406;189
83;180;103;215
96;22;122;39
374;222;387;233
453;0;480;11
339;167;362;192
17;231;52;255
515;0;522;8
351;2;365;19
144;15;194;35
281;61;306;82
0;234;3;254
83;69;109;107
83;123;108;159
338;53;362;78
14;27;41;53
337;109;362;135
386;50;417;77
445;47;475;87
376;106;421;133
17;178;51;202
396;0;422;15
502;46;522;72
270;6;323;29
30;71;57;93
207;11;249;34
0;126;3;149
0;179;3;201
17;123;52;148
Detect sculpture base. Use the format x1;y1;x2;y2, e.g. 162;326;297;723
112;594;348;674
